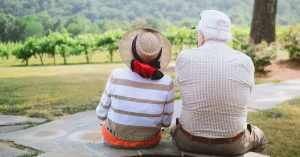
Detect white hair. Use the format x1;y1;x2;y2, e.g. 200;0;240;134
196;26;233;43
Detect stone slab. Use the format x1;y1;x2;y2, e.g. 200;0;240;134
38;141;269;157
0;124;30;134
0;111;103;152
0;115;47;126
0;143;27;157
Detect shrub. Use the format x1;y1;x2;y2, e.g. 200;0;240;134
284;26;300;61
232;36;276;72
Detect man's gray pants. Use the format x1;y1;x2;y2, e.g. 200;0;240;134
170;124;267;156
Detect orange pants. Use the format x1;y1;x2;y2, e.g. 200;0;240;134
102;125;161;148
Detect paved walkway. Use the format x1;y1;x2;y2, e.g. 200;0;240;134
0;79;299;157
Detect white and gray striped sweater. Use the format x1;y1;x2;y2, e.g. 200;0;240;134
96;68;174;141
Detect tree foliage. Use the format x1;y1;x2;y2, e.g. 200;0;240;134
0;0;299;42
97;29;124;63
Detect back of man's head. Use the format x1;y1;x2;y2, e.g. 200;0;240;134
195;10;233;43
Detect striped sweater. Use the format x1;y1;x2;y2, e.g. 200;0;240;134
96;68;174;141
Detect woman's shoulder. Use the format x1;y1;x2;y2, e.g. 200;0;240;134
159;75;173;85
110;68;131;75
111;68;173;85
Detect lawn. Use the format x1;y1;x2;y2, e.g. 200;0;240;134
247;97;300;157
0;52;123;67
0;64;125;119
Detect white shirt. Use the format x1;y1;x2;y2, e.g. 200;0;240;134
96;68;174;140
176;41;255;138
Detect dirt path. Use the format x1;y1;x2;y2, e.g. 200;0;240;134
256;60;300;80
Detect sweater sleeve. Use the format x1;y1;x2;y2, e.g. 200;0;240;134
161;81;175;127
96;72;113;120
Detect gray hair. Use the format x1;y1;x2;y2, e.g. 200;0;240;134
196;26;233;43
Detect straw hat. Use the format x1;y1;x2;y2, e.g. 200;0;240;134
119;28;172;69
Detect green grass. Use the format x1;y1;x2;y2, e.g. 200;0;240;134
0;64;125;119
0;52;123;67
0;64;179;119
255;79;283;84
247;97;300;157
17;151;42;157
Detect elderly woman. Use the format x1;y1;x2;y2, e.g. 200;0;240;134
96;28;174;149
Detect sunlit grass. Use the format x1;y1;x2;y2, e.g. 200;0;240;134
248;97;300;157
0;64;125;119
0;64;178;119
255;79;283;84
0;52;123;67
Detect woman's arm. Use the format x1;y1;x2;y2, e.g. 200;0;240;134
96;73;113;121
161;81;175;127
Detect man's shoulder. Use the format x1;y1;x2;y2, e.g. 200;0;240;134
177;48;200;61
228;48;253;63
176;48;197;68
228;49;254;70
178;48;199;56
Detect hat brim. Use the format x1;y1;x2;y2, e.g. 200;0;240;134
119;27;172;70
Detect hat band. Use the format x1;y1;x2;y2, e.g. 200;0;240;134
130;35;164;80
131;35;162;69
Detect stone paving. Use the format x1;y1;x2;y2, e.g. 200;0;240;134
0;115;47;126
38;141;268;157
0;79;299;157
0;124;30;134
0;143;26;157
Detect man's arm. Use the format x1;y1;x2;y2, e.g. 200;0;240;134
161;81;175;127
96;73;113;121
175;52;187;84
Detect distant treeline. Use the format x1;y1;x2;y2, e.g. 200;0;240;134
0;0;299;42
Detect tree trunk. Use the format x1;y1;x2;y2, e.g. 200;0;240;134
25;59;29;66
85;49;89;64
38;53;44;65
52;47;56;65
250;0;277;44
61;47;67;65
109;50;113;63
63;57;67;65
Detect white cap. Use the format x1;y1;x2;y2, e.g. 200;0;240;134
195;10;231;32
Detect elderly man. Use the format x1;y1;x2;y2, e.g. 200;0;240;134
172;10;267;156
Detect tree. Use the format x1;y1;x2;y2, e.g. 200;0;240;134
250;0;277;44
76;34;97;64
0;42;9;60
0;13;16;42
55;32;74;65
46;31;59;65
12;44;33;66
66;15;92;36
23;20;45;38
97;29;123;63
